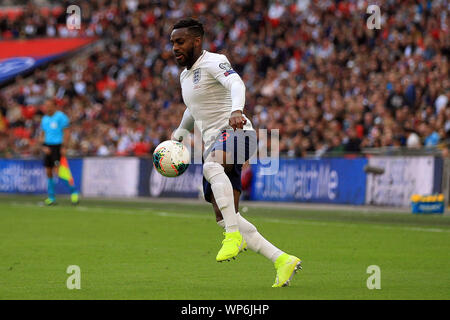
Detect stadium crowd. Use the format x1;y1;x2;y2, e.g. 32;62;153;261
0;0;449;158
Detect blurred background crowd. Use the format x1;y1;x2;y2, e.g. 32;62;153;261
0;0;449;158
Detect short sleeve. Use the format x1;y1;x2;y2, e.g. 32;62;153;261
60;112;70;129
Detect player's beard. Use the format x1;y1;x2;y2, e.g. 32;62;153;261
185;45;195;68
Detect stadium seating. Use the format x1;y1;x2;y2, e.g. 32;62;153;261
0;0;449;158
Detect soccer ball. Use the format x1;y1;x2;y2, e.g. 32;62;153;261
152;140;190;177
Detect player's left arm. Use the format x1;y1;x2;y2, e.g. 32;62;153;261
62;127;70;155
60;112;70;156
228;79;247;130
208;56;247;130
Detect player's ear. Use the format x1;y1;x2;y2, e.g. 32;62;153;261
194;36;202;48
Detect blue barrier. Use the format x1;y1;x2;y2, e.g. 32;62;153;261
250;158;368;205
146;162;204;198
0;158;83;194
3;156;444;209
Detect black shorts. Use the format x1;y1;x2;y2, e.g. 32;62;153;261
202;129;257;203
43;144;62;168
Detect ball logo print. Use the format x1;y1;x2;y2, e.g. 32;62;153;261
66;5;81;30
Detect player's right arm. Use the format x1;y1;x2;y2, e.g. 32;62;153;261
39;120;51;155
172;108;195;142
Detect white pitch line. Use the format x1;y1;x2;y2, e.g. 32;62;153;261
150;211;450;233
261;217;450;233
7;202;450;233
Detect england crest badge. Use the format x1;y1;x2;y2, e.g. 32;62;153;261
193;68;201;84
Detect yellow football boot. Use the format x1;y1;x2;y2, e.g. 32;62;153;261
272;253;302;287
71;192;79;205
216;231;247;262
44;198;56;206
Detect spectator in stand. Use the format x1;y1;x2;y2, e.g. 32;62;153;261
0;0;448;158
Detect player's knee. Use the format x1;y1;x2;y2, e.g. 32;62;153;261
203;161;224;182
207;150;228;165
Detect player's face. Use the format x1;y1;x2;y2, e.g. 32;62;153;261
45;101;56;115
170;28;196;67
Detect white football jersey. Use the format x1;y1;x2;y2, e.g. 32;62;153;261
180;50;254;151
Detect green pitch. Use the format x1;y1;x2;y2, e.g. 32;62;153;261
1;195;449;300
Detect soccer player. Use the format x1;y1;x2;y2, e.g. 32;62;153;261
40;99;79;205
170;18;301;287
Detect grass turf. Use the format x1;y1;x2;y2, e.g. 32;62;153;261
0;195;449;300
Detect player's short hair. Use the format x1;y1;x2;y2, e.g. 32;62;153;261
173;18;204;38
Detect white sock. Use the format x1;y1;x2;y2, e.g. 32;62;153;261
217;213;283;263
204;162;238;233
